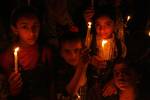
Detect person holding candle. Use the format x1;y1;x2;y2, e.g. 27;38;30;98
84;5;127;100
0;6;53;100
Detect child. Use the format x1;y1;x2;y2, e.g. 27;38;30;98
113;61;138;100
85;5;127;99
54;32;90;100
0;6;53;100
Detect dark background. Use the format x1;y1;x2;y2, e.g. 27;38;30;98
0;0;149;99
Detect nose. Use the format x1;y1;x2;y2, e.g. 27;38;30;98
99;26;105;34
28;28;36;37
70;51;76;59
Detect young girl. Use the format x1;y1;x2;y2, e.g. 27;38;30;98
85;5;127;100
0;6;53;100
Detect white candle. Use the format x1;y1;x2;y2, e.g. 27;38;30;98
14;47;19;72
85;22;92;48
102;40;108;48
127;16;131;22
102;40;108;60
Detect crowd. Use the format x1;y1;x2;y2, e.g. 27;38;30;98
0;0;149;100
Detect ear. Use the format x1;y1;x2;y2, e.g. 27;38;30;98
11;25;18;35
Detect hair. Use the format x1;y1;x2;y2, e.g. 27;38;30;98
10;6;40;27
93;4;116;22
58;31;83;48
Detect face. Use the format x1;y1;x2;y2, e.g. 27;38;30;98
60;40;82;67
13;15;40;46
95;16;114;39
114;63;135;91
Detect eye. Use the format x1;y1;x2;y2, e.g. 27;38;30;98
22;25;28;29
19;24;29;30
74;48;81;53
106;21;113;27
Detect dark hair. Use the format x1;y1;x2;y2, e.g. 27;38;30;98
58;31;83;47
93;4;116;22
10;6;40;26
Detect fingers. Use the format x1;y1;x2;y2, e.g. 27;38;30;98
102;83;117;97
69;25;79;32
84;8;94;22
8;72;23;96
81;48;91;63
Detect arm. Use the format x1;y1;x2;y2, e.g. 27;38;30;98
66;49;90;96
66;65;87;96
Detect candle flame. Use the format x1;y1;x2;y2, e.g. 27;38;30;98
88;22;92;28
149;31;150;37
102;40;108;48
14;47;19;53
127;16;131;22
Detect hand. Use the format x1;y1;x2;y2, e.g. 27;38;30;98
102;80;117;97
8;72;23;96
84;7;94;23
69;25;79;32
77;48;91;70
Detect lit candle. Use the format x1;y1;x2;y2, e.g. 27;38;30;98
85;22;92;48
102;40;108;48
14;47;19;72
148;31;150;37
127;16;131;22
102;40;108;60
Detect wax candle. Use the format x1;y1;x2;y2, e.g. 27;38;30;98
14;47;19;72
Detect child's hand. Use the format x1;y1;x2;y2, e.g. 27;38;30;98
69;25;79;32
77;48;91;70
84;7;94;23
8;72;23;96
102;80;117;97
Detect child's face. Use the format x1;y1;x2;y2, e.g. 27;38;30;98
60;40;82;67
95;16;114;39
114;64;135;91
13;15;40;46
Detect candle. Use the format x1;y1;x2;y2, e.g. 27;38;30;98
102;40;108;48
148;31;150;37
85;22;92;49
127;16;131;22
14;47;19;72
102;39;108;60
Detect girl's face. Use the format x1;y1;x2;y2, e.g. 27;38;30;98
13;15;40;46
60;40;82;67
95;16;114;39
114;64;136;91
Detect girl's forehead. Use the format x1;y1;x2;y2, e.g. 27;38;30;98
16;16;39;24
96;16;113;22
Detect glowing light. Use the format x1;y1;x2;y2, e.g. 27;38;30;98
88;22;92;29
14;47;19;72
102;40;108;48
85;22;92;48
149;31;150;37
127;16;131;22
